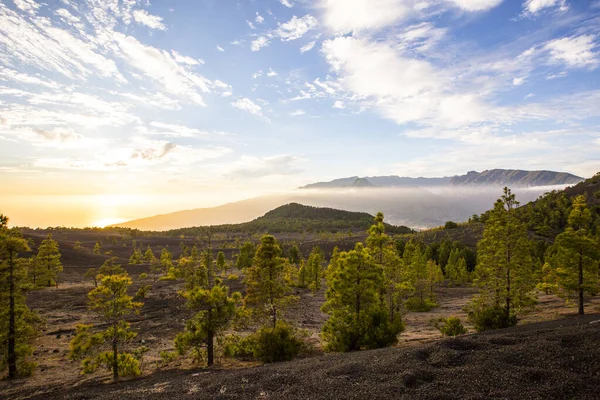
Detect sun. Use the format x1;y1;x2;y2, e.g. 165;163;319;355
91;217;126;228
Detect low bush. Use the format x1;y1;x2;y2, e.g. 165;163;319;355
437;317;467;337
405;297;437;312
468;305;517;332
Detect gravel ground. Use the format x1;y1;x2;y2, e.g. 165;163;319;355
6;313;599;400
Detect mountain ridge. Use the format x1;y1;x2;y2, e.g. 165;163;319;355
300;169;583;189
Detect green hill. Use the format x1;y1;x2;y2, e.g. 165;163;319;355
166;203;414;236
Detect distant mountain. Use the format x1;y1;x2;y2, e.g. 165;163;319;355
117;170;586;231
300;169;583;189
450;169;583;186
165;203;414;236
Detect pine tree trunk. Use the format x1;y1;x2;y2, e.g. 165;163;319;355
8;252;16;379
578;250;584;315
207;331;214;366
112;325;119;382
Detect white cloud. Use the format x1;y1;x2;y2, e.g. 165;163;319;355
133;9;166;30
247;20;256;29
524;92;535;99
290;109;305;116
320;0;410;33
397;22;447;53
111;33;212;105
148;122;204;137
223;155;302;179
251;36;270;51
256;12;264;24
266;68;278;77
447;0;503;12
546;71;567;79
275;14;318;41
252;70;264;79
333;100;345;109
0;67;60;88
544;35;598;69
300;41;316;53
322;36;489;127
232;98;270;121
522;0;569;15
13;0;40;15
171;50;203;65
216;45;225;52
512;76;526;85
279;0;294;8
0;4;126;82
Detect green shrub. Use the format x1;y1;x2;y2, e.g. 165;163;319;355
227;274;239;281
222;334;256;360
444;221;459;229
135;284;151;300
254;322;303;363
468;305;517;332
438;317;467;337
405;297;437;312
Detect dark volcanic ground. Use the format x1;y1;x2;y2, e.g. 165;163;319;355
6;314;600;400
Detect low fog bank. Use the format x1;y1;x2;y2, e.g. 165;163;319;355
119;184;570;231
282;185;569;229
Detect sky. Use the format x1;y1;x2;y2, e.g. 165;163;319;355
0;0;600;227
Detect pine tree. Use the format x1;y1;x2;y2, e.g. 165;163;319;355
143;245;156;264
129;247;143;265
307;247;324;292
98;257;126;277
322;243;401;352
35;233;63;287
69;273;142;382
469;187;536;327
553;195;600;314
160;248;175;277
243;235;294;329
235;241;256;270
93;241;101;255
175;281;239;366
216;251;226;275
0;219;39;378
73;241;83;251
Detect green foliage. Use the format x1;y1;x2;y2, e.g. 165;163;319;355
129;248;143;265
405;297;437;312
175;281;238;366
216;251;226;273
98;257;126;277
93;241;101;255
227;273;239;281
0;223;39;378
69;273;142;382
551;195;600;314
243;235;296;329
235;241;256;270
143;245;156;264
84;268;99;287
469;188;536;324
34;233;63;287
437;317;467;337
444;221;459;229
445;250;470;285
253;322;304;363
165;204;414;237
135;284;151;300
322;242;402;352
468;304;517;332
222;334;256;360
306;247;324;292
73;241;83;251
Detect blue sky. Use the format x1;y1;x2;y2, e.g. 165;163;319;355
1;0;600;225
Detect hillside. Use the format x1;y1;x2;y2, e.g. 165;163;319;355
300;169;583;189
165;203;415;236
15;315;600;400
